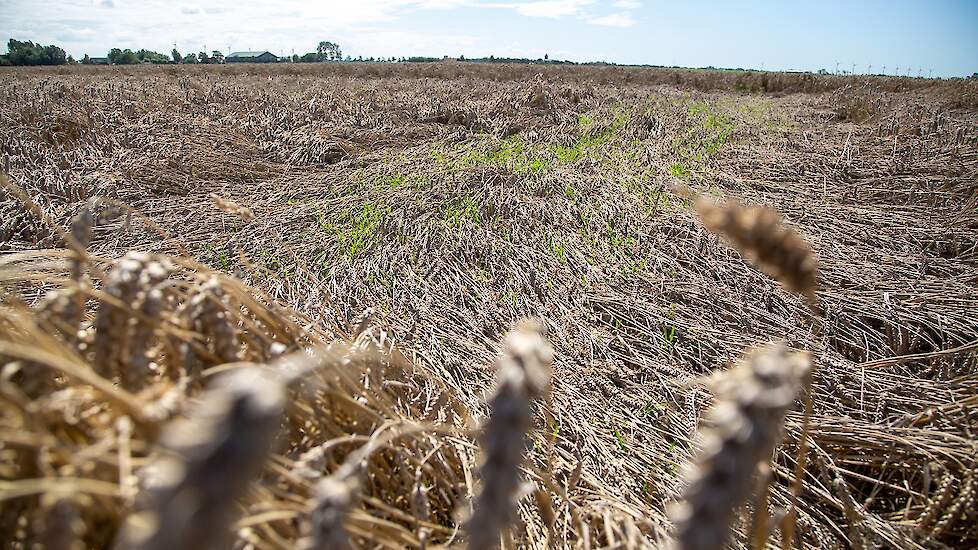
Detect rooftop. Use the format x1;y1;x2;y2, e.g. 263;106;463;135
228;51;275;58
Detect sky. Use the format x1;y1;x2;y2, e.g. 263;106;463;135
1;0;976;77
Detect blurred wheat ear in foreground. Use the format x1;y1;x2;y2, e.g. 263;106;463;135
308;477;355;550
694;195;819;303
671;344;811;550
466;319;554;550
114;368;285;550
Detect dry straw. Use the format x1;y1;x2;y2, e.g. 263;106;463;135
671;344;811;550
466;319;554;550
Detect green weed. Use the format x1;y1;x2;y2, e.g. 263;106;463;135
668;162;690;178
444;194;480;227
549;238;566;262
341;202;385;258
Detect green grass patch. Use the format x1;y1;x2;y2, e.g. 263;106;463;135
443;194;481;227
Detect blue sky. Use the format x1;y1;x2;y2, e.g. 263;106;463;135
2;0;976;76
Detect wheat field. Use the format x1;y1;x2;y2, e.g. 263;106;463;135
1;63;977;549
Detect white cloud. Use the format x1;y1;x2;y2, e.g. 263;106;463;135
180;4;200;15
588;11;635;27
506;0;594;18
611;0;640;8
92;0;115;7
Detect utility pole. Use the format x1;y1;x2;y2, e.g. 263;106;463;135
868;64;872;75
851;62;856;75
928;68;933;79
835;61;839;75
881;65;886;75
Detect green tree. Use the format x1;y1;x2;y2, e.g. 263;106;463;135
184;53;198;64
171;49;182;63
136;49;170;64
7;39;68;65
108;48;139;65
316;41;341;61
210;51;224;64
198;51;210;64
82;54;91;64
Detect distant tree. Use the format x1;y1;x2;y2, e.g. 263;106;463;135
544;53;549;61
970;73;978;81
108;48;139;65
316;41;342;61
0;55;10;66
817;68;829;75
183;53;198;64
67;55;76;64
211;50;224;64
7;39;68;65
82;54;91;64
136;49;170;64
171;49;182;63
291;54;299;63
198;51;210;64
300;52;318;63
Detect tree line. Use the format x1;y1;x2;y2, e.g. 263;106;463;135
2;36;598;68
0;37;566;67
0;39;70;66
0;39;571;67
0;38;347;66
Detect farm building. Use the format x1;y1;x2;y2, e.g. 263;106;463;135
226;51;278;63
89;57;110;65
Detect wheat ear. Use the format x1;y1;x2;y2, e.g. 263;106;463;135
308;477;355;550
695;196;818;302
671;344;810;550
114;367;284;550
466;319;554;550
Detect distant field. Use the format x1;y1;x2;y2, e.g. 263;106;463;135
2;63;977;549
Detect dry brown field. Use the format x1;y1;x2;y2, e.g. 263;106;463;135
1;62;977;549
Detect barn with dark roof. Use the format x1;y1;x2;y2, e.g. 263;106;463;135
226;51;278;63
